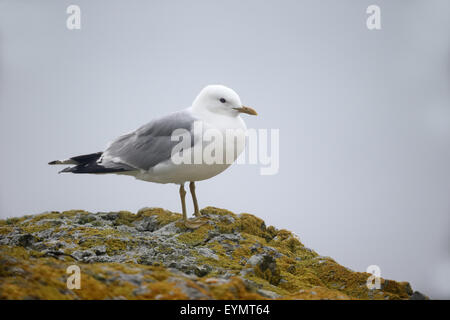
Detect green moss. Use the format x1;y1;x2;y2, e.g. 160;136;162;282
206;277;265;300
156;245;175;255
201;207;237;217
6;217;20;225
244;273;288;296
136;208;181;226
79;238;132;255
253;255;281;286
177;224;213;246
20;222;55;234
112;211;136;227
77;215;96;225
237;214;267;237
0;226;13;235
67;226;123;238
30;211;79;223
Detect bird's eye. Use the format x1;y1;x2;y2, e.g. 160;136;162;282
220;98;226;103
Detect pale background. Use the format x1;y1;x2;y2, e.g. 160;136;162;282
0;0;449;298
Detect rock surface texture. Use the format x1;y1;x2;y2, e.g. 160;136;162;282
0;207;427;300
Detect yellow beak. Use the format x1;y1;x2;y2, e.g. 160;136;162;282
233;106;258;116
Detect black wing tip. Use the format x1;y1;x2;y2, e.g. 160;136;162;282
58;164;129;174
49;152;131;174
58;167;73;173
49;152;103;166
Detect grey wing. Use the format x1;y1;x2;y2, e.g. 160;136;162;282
100;109;197;171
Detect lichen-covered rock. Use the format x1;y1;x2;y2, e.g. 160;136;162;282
0;207;426;300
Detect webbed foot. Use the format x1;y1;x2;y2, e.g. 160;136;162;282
183;217;208;229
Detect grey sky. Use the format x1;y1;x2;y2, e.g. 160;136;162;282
1;0;449;298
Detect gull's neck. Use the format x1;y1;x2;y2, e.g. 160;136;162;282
189;106;246;131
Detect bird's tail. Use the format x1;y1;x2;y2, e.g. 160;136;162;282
49;152;104;173
49;152;103;166
49;151;132;174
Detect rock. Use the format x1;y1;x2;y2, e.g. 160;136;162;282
132;286;149;296
253;255;281;286
257;289;281;299
410;291;429;300
116;273;143;286
0;206;424;300
14;234;37;248
239;268;254;277
35;229;54;239
170;278;210;299
77;214;97;225
92;245;107;255
247;254;281;285
208;233;242;243
194;264;212;277
8;267;27;276
102;212;119;221
134;216;159;232
152;221;180;236
247;254;264;266
115;225;136;233
71;250;95;261
197;247;219;260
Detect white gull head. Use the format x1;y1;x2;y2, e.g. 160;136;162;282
192;85;257;118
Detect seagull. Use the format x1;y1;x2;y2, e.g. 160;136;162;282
49;85;257;228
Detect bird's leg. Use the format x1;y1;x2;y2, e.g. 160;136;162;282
189;181;201;217
179;184;187;222
180;182;207;229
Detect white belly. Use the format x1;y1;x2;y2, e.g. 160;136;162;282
135;116;247;184
136;161;232;184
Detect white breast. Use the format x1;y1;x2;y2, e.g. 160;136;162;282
136;112;247;184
